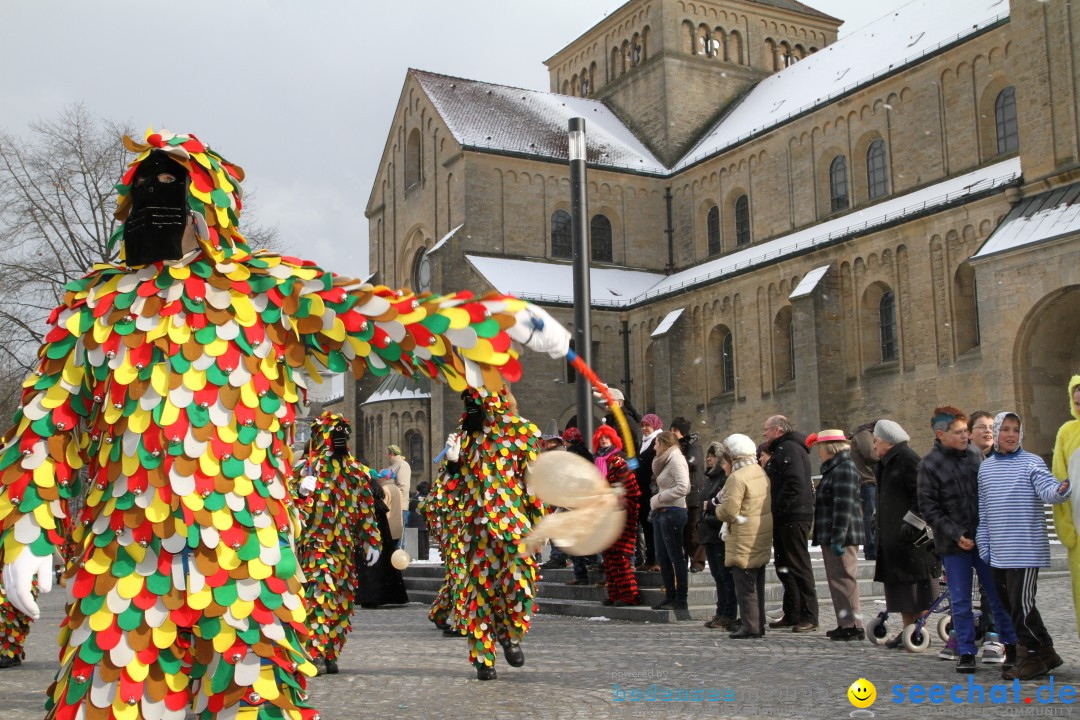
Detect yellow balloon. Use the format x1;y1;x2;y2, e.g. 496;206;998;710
390;549;411;570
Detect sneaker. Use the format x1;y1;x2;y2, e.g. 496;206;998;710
956;654;977;673
981;640;1005;664
939;631;959;660
884;634;904;650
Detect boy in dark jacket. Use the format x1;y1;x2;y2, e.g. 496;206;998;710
763;415;818;632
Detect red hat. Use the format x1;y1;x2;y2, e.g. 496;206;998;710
591;424;623;453
561;427;584;445
806;429;847;447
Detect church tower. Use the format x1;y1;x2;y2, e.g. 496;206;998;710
545;0;841;166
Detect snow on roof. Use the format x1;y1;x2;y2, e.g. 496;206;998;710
363;374;431;405
430;223;464;254
464;255;664;307
651;308;685;337
973;182;1080;259
412;70;666;174
674;0;1010;171
642;157;1020;301
467;159;1018;308
789;265;831;299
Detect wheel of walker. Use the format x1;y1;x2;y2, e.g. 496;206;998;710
902;623;933;653
866;616;890;645
937;614;952;643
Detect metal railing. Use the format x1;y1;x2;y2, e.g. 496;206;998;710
515;167;1019;308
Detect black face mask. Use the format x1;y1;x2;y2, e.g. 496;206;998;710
123;151;190;266
462;391;485;435
330;426;350;457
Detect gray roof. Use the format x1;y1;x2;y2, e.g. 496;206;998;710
363;373;431;405
413;70;666;174
973;181;1080;260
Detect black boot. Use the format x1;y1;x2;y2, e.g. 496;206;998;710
325;659;339;675
499;638;525;667
476;665;498;680
0;655;22;669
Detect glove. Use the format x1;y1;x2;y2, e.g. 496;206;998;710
710;495;722;507
444;433;461;463
830;542;846;557
299;475;317;497
365;547;380;566
508;305;571;359
720;522;730;541
1;550;54;620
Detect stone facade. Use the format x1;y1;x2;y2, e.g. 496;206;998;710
359;0;1080;466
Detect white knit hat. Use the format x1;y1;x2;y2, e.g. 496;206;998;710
723;433;758;459
873;419;910;444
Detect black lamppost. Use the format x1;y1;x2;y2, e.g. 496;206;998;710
568;117;593;438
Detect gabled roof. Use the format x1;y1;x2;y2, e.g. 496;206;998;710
465;159;1020;308
412;70;666;174
363;374;431;405
973;182;1080;260
675;0;1010;170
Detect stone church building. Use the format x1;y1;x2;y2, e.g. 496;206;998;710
353;0;1080;481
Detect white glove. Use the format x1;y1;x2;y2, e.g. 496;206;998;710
720;522;730;542
366;547;381;566
299;475;317;497
2;550;54;621
508;305;571;359
444;433;461;463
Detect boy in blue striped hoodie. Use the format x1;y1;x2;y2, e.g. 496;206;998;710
977;411;1072;681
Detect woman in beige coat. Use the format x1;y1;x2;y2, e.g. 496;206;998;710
713;433;773;638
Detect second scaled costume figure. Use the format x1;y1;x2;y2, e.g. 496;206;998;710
292;412;381;675
592;425;642;607
440;388;543;680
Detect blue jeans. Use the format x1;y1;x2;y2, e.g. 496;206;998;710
941;550;1017;655
653;507;688;602
860;484;877;560
704;541;738;620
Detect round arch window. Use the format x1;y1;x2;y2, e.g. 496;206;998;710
412;250;431;293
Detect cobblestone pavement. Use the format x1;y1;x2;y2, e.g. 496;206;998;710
5;574;1080;719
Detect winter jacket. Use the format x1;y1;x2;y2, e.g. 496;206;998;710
978;444;1069;569
764;431;814;521
917;440;983;556
378;478;404;540
849;426;878;486
650;446;690;509
873;442;941;584
699;461;728;541
636;429;661;498
716;461;773;569
812;450;865;548
1052;374;1080;550
679;433;706;506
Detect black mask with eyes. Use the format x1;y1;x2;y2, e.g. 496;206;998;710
330;425;350;457
123;150;190;266
462;390;485;435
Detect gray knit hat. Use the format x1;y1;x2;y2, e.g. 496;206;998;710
873;419;909;444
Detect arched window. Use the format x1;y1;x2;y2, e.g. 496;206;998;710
734;194;750;246
591;214;613;262
405;128;422;190
866;139;888;200
829;155;849;212
551;209;572;258
879;291;898;362
722;330;735;392
406;430;424;481
707;205;721;255
412;249;431;294
995;86;1018;154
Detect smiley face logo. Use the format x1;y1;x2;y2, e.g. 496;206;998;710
848;678;876;709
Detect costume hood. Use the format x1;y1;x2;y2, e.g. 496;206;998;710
1069;375;1080;421
113;129;247;263
992;411;1024;453
308;412;352;456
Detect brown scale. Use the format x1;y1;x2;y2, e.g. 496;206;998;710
93;571;116;598
217;385;240;410
191;423;214;443
122;331;146;351
181;341;203;363
161;587;186;611
222;685;248;709
140;295;163;317
85;699;110;720
144;672;168;703
206;273;233;291
98;658;122;684
127;624;152;653
279;288;301;318
172;456;198;478
206;307;231;326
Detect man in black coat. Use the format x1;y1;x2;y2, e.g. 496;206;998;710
763;415;819;632
672;417;707;572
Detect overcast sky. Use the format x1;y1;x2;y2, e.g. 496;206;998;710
0;0;887;280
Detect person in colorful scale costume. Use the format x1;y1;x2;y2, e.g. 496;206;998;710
591;425;641;607
422;465;455;633
1052;375;1080;639
0;129;571;719
440;387;544;680
290;412;380;676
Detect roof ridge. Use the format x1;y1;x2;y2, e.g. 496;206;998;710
410;68;602;104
